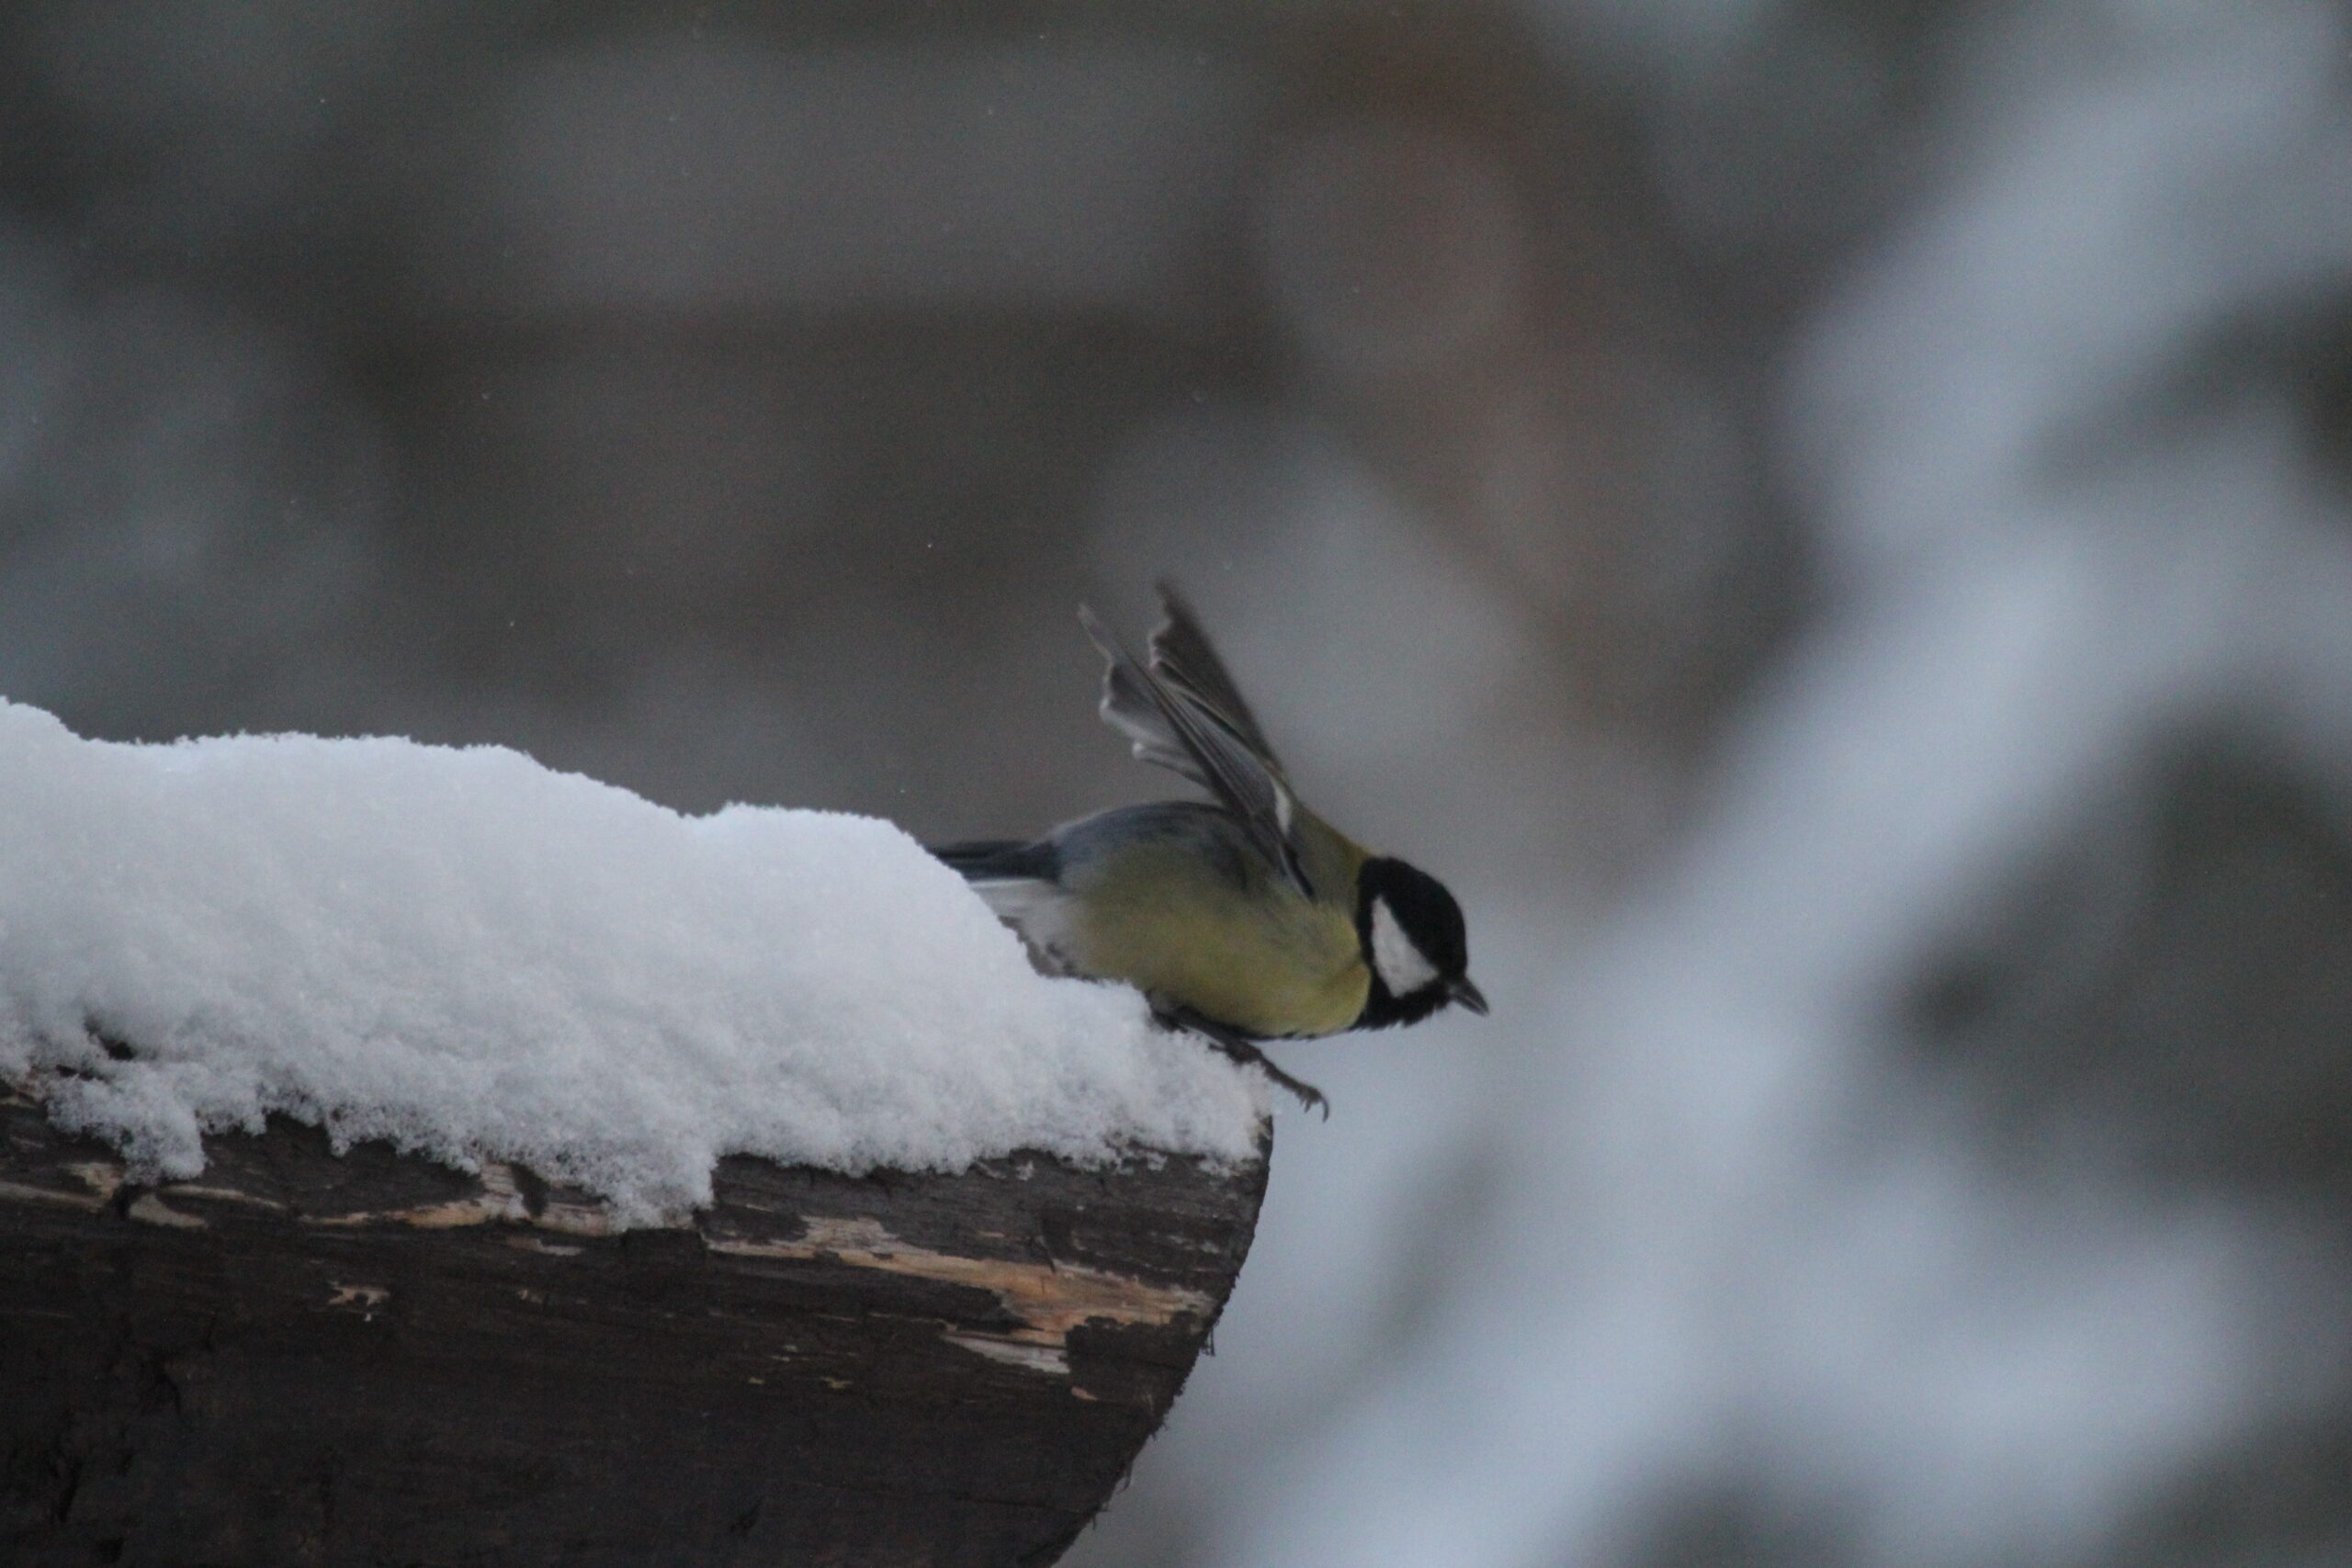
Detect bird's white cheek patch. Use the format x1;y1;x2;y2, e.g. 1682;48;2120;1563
1370;897;1440;996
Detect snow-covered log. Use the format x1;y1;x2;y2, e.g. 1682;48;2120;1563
0;701;1277;1563
0;1086;1268;1565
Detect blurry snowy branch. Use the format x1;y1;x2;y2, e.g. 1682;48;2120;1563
1187;6;2352;1568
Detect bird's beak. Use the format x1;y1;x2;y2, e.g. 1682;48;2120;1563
1449;976;1489;1016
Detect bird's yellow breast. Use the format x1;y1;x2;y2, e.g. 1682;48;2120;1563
1063;838;1368;1039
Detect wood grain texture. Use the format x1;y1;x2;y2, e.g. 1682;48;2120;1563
0;1086;1270;1568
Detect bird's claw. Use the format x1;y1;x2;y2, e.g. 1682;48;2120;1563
1261;1063;1329;1120
1159;1006;1330;1120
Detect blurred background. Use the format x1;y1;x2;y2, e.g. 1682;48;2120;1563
6;1;2352;1562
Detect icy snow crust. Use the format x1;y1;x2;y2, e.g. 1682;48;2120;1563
0;700;1263;1219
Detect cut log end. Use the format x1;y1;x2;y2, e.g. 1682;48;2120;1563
0;1089;1271;1568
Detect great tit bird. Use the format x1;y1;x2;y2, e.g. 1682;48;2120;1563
934;585;1487;1114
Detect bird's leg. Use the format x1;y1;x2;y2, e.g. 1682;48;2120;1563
1159;1005;1329;1120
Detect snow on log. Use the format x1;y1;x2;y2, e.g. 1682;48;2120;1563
0;699;1277;1563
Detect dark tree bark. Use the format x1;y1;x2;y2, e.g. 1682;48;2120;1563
0;1086;1269;1567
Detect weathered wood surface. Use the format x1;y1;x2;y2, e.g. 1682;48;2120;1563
0;1085;1269;1567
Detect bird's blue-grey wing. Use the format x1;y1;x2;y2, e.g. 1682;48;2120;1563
1080;601;1314;899
1145;582;1283;767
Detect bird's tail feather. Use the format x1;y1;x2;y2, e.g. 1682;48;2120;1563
929;839;1059;881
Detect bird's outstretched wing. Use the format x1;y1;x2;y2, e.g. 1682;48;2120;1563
1145;582;1283;766
1081;588;1314;898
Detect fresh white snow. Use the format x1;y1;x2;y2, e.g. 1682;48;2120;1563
0;699;1263;1220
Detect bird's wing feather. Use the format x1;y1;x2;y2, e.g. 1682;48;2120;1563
1146;582;1283;767
1094;635;1202;782
1080;596;1314;899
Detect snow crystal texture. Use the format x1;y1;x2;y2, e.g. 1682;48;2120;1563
0;700;1263;1217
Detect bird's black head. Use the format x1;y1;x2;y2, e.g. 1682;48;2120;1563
1353;856;1487;1030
